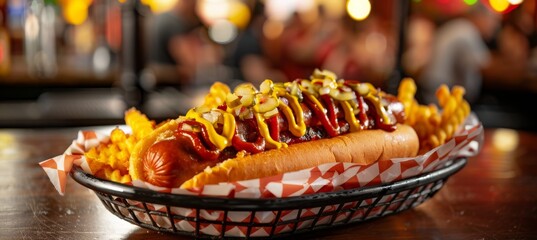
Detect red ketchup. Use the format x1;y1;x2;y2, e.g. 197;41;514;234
232;118;265;154
303;93;339;137
320;94;339;128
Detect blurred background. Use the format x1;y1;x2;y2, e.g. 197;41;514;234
0;0;535;130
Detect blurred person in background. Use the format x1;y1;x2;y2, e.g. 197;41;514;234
481;2;537;90
402;14;436;83
278;5;345;81
322;15;396;87
319;15;362;82
417;3;500;105
225;3;286;85
147;0;223;87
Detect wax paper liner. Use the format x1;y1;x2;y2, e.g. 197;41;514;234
40;114;482;236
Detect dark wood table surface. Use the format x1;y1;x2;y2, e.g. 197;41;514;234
1;126;536;239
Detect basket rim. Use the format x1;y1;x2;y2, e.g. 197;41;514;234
70;158;467;210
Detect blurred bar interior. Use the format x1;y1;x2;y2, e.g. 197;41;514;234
0;0;536;130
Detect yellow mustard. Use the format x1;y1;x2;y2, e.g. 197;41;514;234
185;71;393;152
302;91;326;114
254;112;287;149
185;109;235;150
340;100;361;132
364;94;392;125
277;93;306;137
218;109;236;143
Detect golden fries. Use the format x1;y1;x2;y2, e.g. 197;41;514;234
125;108;156;141
84;108;155;183
397;78;471;153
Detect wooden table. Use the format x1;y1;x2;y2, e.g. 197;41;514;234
1;127;536;239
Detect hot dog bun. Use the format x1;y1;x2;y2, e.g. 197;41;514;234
129;119;180;183
129;120;419;189
180;124;418;188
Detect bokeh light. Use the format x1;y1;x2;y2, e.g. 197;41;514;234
489;0;510;12
265;0;297;21
492;128;519;152
482;0;521;13
197;0;250;30
141;0;179;13
209;19;238;44
226;0;251;29
507;0;524;4
24;14;39;39
198;0;231;26
63;0;90;25
464;0;478;5
262;19;284;39
346;0;371;21
93;46;111;74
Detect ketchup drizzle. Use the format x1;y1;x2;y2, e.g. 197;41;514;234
232;133;265;154
267;115;280;142
179;120;218;151
320;94;339;128
357;96;369;129
232;119;266;154
172;79;400;163
175;131;220;161
362;98;396;132
303;94;339;137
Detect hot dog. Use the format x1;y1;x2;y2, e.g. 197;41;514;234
129;70;419;189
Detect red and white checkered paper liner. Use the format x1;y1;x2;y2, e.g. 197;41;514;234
40;114;482;236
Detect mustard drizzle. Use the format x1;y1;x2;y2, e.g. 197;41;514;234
340;100;361;132
185;109;235;151
254;112;287;149
277;93;307;137
184;71;394;151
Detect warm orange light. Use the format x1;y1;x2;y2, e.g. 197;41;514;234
0;29;10;75
227;0;251;29
73;21;95;54
197;0;251;29
492;128;519;152
489;0;510;12
262;19;284;40
59;0;92;6
141;0;178;13
63;1;90;25
318;0;346;19
297;0;319;24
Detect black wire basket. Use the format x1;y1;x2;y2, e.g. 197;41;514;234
70;157;467;239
